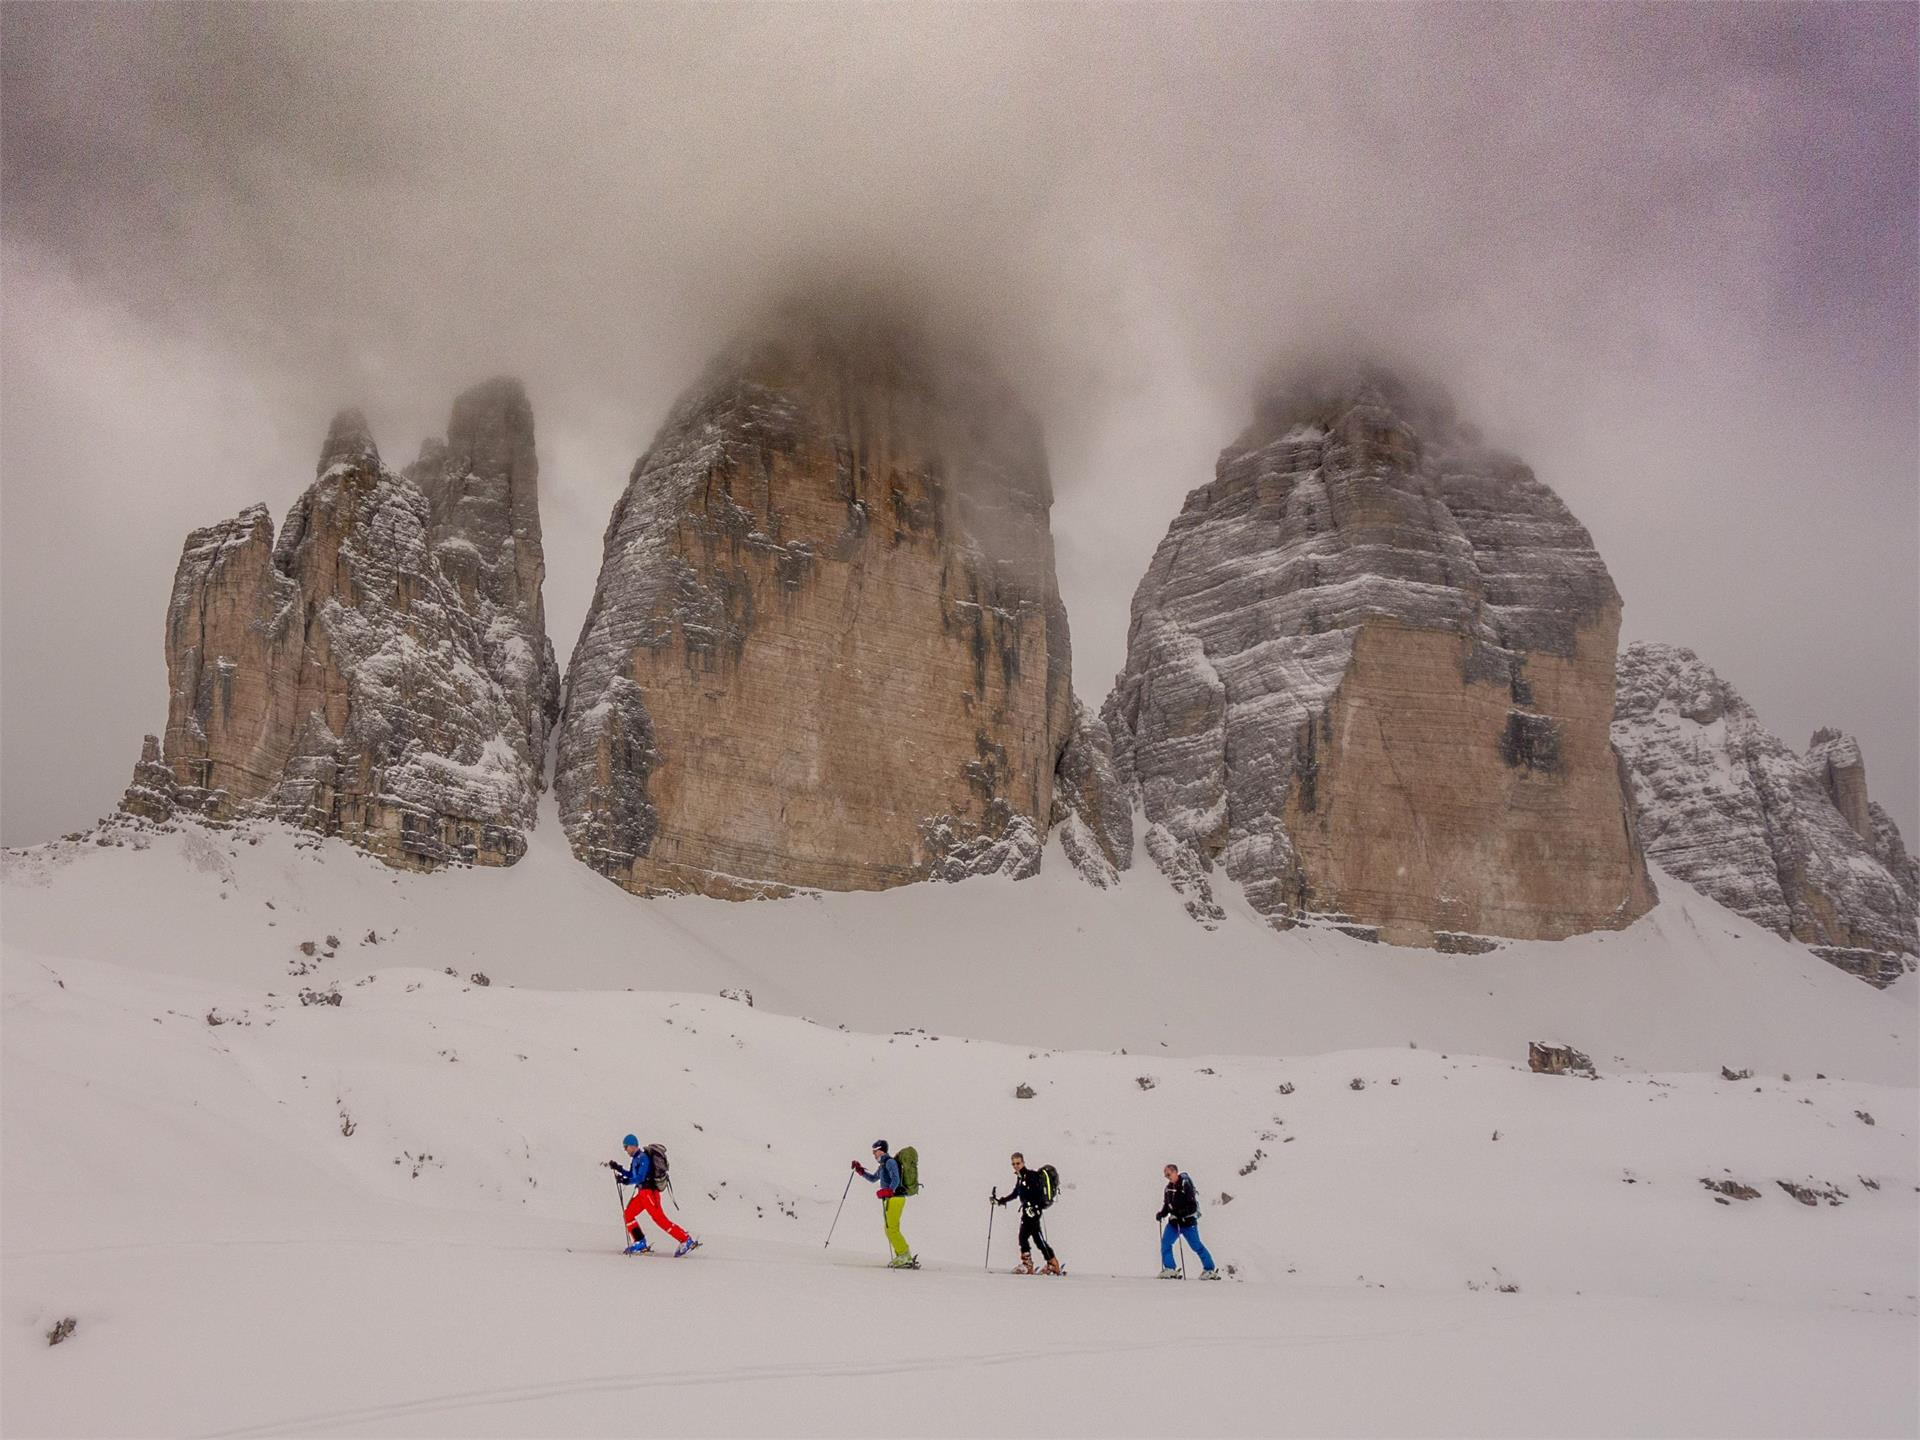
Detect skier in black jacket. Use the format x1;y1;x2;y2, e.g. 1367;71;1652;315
1155;1163;1220;1279
992;1152;1062;1274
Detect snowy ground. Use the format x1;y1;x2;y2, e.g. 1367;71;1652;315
4;816;1916;1436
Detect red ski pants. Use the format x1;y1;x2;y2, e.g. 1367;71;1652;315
624;1187;689;1244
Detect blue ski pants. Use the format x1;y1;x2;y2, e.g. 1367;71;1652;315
1161;1220;1213;1272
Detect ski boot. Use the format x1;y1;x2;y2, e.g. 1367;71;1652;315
1158;1267;1181;1278
674;1236;701;1257
1043;1257;1065;1276
888;1254;920;1270
1013;1257;1036;1275
1200;1268;1223;1281
623;1239;651;1256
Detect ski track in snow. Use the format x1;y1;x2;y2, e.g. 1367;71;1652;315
199;1329;1337;1439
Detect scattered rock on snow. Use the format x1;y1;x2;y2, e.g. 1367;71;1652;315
1528;1042;1595;1076
1776;1180;1848;1207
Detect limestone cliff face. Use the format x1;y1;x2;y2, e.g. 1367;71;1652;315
404;378;562;766
1103;368;1655;947
556;309;1075;897
1613;642;1918;985
1051;700;1135;889
120;388;558;868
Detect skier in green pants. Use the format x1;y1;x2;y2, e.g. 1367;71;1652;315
852;1139;915;1268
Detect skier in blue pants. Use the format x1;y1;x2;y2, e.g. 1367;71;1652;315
1156;1163;1221;1279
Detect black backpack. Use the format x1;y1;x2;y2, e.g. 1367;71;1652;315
641;1143;669;1190
1034;1163;1061;1208
1171;1172;1199;1221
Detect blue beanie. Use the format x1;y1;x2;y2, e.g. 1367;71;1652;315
622;1134;639;1148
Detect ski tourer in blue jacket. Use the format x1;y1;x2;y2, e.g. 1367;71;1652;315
613;1146;655;1189
853;1140;913;1267
608;1135;697;1256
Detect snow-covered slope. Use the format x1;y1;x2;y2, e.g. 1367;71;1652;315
4;817;1915;1435
4;805;1912;1081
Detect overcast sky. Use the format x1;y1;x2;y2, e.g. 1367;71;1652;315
3;2;1915;847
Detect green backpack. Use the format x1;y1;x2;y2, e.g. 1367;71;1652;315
894;1145;920;1197
1035;1163;1060;1208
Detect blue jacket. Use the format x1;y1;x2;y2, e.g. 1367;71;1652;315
857;1154;902;1196
615;1150;654;1188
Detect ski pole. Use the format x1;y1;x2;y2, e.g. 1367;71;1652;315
824;1171;855;1248
984;1195;996;1271
1177;1232;1187;1279
614;1174;628;1242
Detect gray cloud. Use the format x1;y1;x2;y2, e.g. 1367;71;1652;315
3;1;1914;844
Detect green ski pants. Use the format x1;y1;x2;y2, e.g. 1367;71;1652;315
882;1196;909;1258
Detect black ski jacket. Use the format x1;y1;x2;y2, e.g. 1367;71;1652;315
1157;1172;1200;1225
996;1168;1049;1216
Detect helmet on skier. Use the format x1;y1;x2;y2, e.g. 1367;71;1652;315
623;1134;639;1149
871;1139;888;1153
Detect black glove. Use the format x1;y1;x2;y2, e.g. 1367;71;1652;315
608;1160;625;1174
1155;1210;1166;1222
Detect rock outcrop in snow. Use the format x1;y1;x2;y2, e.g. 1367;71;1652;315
1103;367;1655;947
120;383;559;869
1612;642;1918;986
556;303;1077;898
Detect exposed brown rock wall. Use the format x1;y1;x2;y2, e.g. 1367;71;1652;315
1287;622;1653;946
557;311;1073;897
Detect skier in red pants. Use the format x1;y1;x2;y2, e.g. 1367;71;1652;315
609;1135;699;1256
